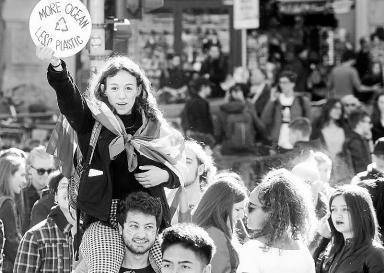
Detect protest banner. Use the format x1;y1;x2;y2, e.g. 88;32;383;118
29;0;92;58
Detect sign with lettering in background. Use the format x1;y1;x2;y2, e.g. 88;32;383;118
233;0;259;29
29;0;92;58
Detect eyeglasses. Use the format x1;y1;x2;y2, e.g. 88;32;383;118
344;103;357;107
30;166;55;176
279;80;291;85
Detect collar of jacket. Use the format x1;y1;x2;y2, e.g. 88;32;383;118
41;187;51;197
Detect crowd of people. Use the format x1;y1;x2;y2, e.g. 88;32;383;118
0;37;384;273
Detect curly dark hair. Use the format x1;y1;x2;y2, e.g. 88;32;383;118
117;191;163;228
87;56;165;122
253;169;314;246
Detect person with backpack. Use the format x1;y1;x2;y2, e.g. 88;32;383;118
0;155;26;273
215;84;267;155
261;71;311;153
181;77;215;148
36;47;186;273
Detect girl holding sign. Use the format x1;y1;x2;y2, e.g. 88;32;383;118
36;47;186;273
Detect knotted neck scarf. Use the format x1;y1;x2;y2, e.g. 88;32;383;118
110;111;160;172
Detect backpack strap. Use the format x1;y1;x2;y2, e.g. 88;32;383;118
74;121;102;172
73;121;102;261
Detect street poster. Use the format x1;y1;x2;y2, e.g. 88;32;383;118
233;0;259;30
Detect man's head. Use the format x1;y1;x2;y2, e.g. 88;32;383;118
341;95;361;117
349;110;372;137
228;84;246;102
208;45;220;60
117;192;162;255
278;71;297;96
288;118;312;146
171;55;181;68
359;37;369;52
191;78;211;99
26;146;55;191
49;172;70;213
185;140;216;189
341;50;356;65
373;137;384;171
161;224;215;273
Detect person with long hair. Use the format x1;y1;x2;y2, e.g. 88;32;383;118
371;92;384;142
0;155;26;273
36;47;186;273
311;98;352;185
193;172;248;273
316;185;384;272
238;169;316;273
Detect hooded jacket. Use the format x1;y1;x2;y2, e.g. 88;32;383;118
215;100;267;145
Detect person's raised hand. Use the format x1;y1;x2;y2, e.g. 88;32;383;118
36;46;60;67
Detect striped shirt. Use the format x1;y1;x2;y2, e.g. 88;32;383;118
13;206;74;273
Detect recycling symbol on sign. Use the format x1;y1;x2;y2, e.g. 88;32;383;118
55;17;69;32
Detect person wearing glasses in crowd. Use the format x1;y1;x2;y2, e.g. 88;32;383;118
14;172;77;273
0;155;27;273
21;145;56;232
193;173;248;273
238;169;316;273
261;70;311;152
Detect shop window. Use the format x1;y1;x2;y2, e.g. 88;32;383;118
181;8;230;72
127;12;174;90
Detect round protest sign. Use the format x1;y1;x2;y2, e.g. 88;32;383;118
29;0;92;58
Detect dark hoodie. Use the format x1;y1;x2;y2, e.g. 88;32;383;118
181;93;214;135
215;100;267;146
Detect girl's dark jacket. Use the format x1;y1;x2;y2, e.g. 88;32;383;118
316;241;384;273
47;62;180;228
